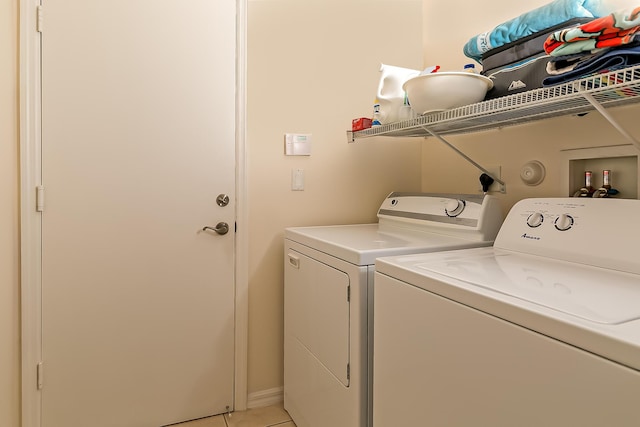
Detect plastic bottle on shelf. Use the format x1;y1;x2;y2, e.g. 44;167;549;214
372;100;382;126
463;63;479;74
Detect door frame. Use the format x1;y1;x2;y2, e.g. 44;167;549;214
18;1;249;425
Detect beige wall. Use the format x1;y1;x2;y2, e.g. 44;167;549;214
6;0;639;421
1;0;20;425
422;0;640;213
246;0;423;394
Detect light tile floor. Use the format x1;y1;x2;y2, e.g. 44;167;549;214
174;403;296;427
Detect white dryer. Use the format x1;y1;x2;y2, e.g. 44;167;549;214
283;192;504;427
373;197;640;427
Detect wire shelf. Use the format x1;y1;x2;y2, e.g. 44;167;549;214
348;65;640;142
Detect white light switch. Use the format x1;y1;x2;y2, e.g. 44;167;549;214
292;169;304;191
285;133;312;156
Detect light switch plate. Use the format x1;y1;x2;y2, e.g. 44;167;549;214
292;168;304;191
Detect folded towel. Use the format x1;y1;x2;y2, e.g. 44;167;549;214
463;0;606;63
543;42;640;85
544;6;640;56
545;51;601;75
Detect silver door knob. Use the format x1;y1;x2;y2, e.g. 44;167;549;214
203;222;229;235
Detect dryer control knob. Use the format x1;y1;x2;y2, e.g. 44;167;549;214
445;199;465;217
526;212;544;228
554;214;574;231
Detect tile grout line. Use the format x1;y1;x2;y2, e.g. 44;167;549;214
265;422;294;427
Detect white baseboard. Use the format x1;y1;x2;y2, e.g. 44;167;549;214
246;386;284;409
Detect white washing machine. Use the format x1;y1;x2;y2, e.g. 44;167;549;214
283;192;504;427
373;197;640;427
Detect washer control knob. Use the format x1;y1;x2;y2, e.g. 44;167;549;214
445;199;465;217
526;212;544;228
554;214;574;231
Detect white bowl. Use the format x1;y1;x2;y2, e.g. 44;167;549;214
403;72;493;115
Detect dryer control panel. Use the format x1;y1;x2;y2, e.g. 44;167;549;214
377;192;504;242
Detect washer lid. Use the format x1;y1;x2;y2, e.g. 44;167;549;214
413;249;640;325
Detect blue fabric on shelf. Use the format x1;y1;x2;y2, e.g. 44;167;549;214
542;43;640;85
463;0;606;63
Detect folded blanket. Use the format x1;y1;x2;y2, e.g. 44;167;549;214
545;51;601;75
543;42;640;85
463;0;606;63
544;6;640;56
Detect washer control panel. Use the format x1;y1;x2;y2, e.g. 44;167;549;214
526;211;575;231
495;197;640;275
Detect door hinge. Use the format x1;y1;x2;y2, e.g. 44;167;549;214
347;363;350;381
36;5;44;33
36;185;45;212
37;362;44;390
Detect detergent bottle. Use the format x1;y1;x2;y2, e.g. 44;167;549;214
374;64;420;124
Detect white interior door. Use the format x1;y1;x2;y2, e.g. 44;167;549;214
40;1;236;426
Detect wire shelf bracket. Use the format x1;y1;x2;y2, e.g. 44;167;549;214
582;93;640;151
421;126;507;193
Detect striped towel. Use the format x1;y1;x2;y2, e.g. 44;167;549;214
544;6;640;56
